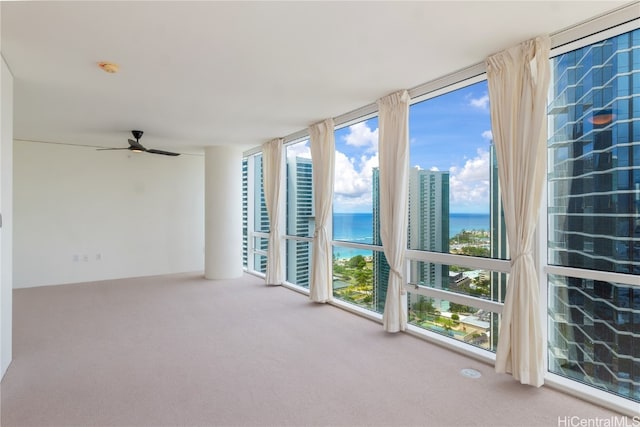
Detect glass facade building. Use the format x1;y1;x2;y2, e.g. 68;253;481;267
372;168;389;313
489;145;508;349
547;29;640;402
372;167;451;313
407;167;450;292
242;158;248;269
241;154;269;274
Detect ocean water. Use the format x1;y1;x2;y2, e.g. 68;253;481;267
449;213;491;236
332;212;490;259
333;213;374;245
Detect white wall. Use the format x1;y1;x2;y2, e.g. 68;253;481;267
1;52;15;376
14;141;205;288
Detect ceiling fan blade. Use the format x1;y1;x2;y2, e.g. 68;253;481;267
97;147;130;151
100;132;180;157
147;149;181;156
128;139;147;152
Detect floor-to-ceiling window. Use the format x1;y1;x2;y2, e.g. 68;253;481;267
332;117;386;313
546;28;640;403
242;152;269;275
242;158;248;269
285;139;314;288
406;79;509;351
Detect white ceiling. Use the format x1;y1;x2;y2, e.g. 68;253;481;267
0;1;632;154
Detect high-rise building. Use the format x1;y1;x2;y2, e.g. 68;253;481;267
547;29;639;402
407;167;450;293
372;168;389;313
242;158;248;269
407;167;450;312
286;155;314;287
254;155;269;273
372;167;450;313
489;144;508;349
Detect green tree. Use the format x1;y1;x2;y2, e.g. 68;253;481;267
348;255;366;269
475;277;490;288
355;270;370;287
449;303;472;314
413;298;436;314
460;246;490;257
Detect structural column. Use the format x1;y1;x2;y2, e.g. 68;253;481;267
204;146;243;279
1;46;14;378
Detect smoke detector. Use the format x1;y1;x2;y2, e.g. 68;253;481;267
98;62;119;74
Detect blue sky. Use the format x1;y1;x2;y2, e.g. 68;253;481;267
332;80;494;214
409;81;492;171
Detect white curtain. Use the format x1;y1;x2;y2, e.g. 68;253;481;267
309;118;335;303
263;138;284;286
377;90;410;333
486;36;550;386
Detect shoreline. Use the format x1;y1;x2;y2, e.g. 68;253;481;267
333;227;490;261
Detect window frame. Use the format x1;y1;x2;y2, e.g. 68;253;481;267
284;137;314;288
242;151;269;277
405;74;511;353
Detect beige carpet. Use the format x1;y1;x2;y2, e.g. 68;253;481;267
0;272;624;426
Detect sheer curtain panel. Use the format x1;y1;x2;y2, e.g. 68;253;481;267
263;138;284;286
309;118;335;303
486;36;550;386
377;90;410;332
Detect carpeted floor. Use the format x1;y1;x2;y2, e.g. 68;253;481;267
0;273;626;426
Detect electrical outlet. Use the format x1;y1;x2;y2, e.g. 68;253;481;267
96;253;101;261
73;254;79;262
83;255;89;262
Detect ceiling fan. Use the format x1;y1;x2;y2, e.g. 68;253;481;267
98;130;180;156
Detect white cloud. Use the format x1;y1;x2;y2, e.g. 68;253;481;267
286;140;311;159
449;148;490;210
333;150;378;212
481;130;493;140
334;193;373;213
329;124;491;212
332;122;380;212
343;122;378;151
469;94;490;110
359;153;379;180
329;139;491;212
333;151;379;197
334;151;367;196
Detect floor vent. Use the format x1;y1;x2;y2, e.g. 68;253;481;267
460;368;482;379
